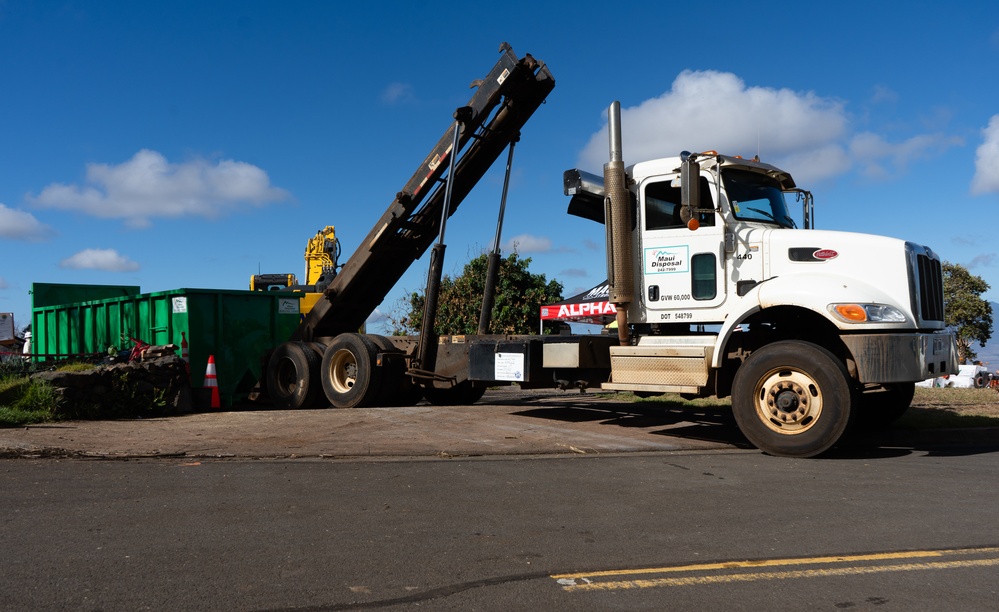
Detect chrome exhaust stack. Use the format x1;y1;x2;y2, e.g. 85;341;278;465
603;101;633;346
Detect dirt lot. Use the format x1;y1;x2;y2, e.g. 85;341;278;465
1;386;997;460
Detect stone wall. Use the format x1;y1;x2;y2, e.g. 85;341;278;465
31;354;194;419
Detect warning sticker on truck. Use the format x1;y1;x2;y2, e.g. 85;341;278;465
494;352;524;382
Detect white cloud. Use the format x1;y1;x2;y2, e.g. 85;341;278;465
777;145;853;185
366;307;387;324
381;82;415;105
578;70;849;182
870;84;898;105
971;115;999;196
0;203;55;241
577;70;960;186
850;131;962;179
60;248;140;272
29;150;289;228
503;234;552;253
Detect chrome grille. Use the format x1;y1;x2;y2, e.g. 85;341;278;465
916;254;944;322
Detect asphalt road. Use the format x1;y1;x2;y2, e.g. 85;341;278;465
3;449;999;611
2;389;999;610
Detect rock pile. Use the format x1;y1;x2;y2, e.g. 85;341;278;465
31;350;193;418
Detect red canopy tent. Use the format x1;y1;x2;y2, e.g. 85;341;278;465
539;281;617;327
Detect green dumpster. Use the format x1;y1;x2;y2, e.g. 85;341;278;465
31;284;302;408
30;282;140;310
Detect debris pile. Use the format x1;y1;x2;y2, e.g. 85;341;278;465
31;350;193;418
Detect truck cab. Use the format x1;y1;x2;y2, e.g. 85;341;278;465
564;107;957;456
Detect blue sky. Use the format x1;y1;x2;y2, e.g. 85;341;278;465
2;1;998;336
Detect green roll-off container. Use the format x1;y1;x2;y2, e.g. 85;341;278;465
30;282;141;310
31;284;303;408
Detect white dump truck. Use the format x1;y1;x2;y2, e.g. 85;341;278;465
264;45;958;458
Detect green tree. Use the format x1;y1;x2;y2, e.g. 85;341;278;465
392;252;563;335
943;262;993;363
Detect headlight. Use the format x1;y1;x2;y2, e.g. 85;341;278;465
829;303;908;323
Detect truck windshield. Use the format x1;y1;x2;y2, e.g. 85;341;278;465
723;168;796;228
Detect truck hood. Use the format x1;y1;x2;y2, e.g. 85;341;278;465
757;228;930;328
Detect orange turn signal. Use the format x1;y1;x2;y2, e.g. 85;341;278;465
833;304;867;322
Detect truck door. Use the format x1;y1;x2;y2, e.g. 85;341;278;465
638;174;727;324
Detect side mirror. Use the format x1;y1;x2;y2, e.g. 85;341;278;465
680;155;701;230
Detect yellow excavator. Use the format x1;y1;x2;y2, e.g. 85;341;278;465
250;225;340;315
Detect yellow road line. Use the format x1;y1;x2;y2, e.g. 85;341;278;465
553;547;999;591
561;558;999;591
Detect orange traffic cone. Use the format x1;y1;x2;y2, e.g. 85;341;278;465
204;354;220;409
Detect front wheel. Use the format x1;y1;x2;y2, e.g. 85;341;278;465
732;340;855;458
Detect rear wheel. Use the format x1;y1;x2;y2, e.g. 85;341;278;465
265;341;324;409
321;333;382;408
305;343;330;407
732;340;855;457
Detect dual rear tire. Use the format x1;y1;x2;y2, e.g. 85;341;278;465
267;334;429;409
321;333;382;408
265;341;325;410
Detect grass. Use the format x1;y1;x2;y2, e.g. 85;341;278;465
899;386;999;429
53;362;98;373
631;393;731;409
912;386;999;411
0;361;100;427
0;375;57;427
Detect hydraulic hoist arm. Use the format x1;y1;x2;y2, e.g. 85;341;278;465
292;43;554;341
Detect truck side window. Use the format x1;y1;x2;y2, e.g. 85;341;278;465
644;182;683;230
644;179;715;231
691;253;717;300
